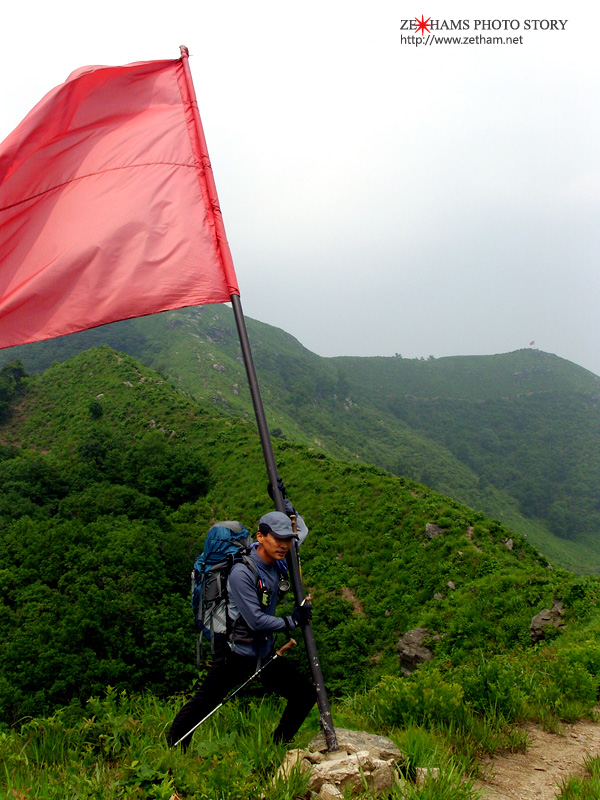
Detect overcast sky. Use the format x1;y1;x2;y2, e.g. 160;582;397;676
2;1;599;375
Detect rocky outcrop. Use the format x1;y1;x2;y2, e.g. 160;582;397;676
397;628;440;676
530;599;565;643
277;728;405;799
425;523;444;539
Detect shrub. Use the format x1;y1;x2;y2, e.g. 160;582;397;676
357;669;466;729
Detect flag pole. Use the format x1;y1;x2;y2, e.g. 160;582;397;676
179;46;338;752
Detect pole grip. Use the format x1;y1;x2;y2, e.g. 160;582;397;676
276;638;296;657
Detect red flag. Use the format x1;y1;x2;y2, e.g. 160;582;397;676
0;56;239;349
530;341;535;346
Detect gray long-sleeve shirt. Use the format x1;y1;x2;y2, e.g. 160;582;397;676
228;537;307;659
227;513;308;659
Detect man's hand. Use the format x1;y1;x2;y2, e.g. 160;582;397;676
292;602;313;627
267;476;286;501
268;476;297;518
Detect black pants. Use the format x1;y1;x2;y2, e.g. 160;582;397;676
167;642;316;750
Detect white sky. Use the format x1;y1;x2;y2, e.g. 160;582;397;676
2;1;599;375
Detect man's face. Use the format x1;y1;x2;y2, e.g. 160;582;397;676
257;532;293;564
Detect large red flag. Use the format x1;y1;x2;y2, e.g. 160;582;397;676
0;55;239;349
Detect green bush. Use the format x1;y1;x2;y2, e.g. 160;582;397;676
358;670;466;729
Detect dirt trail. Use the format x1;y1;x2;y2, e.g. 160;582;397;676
474;718;600;799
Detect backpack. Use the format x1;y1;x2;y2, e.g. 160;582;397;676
191;520;292;661
191;521;259;657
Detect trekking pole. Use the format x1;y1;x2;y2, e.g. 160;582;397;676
171;639;297;749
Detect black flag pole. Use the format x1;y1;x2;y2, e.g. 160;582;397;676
231;294;338;752
179;45;337;752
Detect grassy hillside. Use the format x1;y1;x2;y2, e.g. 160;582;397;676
2;349;600;799
336;348;600;399
0;348;588;700
2;310;600;574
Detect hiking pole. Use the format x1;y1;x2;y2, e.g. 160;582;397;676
171;639;297;749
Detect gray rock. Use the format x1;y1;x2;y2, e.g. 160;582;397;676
397;628;440;676
425;523;444;539
309;728;403;762
318;783;343;799
277;728;405;798
530;598;565;643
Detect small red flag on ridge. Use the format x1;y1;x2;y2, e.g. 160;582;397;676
0;56;239;349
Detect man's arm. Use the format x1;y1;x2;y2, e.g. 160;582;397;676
293;512;309;545
268;477;309;545
228;564;292;634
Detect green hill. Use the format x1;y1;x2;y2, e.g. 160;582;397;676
3;308;600;573
0;347;566;714
2;349;600;799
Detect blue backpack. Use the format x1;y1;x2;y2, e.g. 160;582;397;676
191;521;258;656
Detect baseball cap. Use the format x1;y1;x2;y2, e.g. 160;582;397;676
258;511;298;539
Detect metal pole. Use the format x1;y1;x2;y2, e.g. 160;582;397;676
179;45;337;751
231;294;338;752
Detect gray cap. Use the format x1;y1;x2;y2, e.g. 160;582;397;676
258;511;298;539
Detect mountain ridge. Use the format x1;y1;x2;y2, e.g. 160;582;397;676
2;306;599;572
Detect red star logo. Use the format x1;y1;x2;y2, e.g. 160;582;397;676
415;15;431;35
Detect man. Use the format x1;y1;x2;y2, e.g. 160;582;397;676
167;510;315;750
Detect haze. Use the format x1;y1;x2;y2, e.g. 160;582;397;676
2;1;598;374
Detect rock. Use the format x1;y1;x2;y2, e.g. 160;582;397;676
319;783;343;799
308;753;365;792
371;763;396;792
305;750;326;765
397;628;440;676
278;749;311;781
425;523;444;539
434;592;443;601
275;728;404;798
503;538;514;550
447;581;456;590
416;767;440;786
530;598;565;643
309;729;403;762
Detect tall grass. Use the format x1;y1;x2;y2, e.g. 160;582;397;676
557;755;600;799
3;630;600;799
0;689;314;800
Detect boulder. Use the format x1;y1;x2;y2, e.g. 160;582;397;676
397;628;440;676
530;598;565;643
425;523;444;539
277;728;404;799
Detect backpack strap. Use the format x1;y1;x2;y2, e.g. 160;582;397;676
234;553;265;605
229;554;269;647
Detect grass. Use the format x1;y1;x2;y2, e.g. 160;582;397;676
0;685;489;799
3;639;600;800
558;755;600;799
2;346;600;797
0;689;317;800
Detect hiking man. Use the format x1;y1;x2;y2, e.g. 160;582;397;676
167;509;316;750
